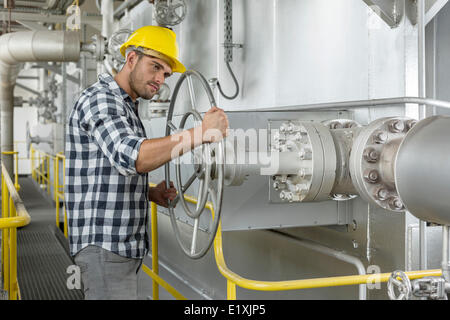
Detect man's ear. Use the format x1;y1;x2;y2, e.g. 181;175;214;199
126;51;140;69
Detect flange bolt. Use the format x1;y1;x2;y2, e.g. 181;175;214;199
364;148;379;163
388;197;404;211
405;119;417;131
364;169;379;184
373;131;388;144
375;187;389;201
388;119;405;133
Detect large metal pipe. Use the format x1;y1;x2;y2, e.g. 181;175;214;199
395;115;450;227
0;30;80;175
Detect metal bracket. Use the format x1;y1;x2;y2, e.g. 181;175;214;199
362;0;404;28
412;277;449;300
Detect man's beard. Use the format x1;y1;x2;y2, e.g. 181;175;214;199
129;65;155;100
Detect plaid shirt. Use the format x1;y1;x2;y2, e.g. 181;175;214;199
65;73;149;259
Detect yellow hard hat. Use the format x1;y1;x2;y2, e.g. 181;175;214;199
120;26;186;73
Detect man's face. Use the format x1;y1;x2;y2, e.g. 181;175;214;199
128;52;172;100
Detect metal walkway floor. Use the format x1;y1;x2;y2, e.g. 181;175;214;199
15;176;83;300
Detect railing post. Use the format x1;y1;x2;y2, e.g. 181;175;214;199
227;281;237;300
55;156;59;229
1;163;31;300
151;201;159;300
1;175;7;290
9;205;17;300
63;155;67;238
14;152;19;191
30;146;34;181
47;155;50;196
38;152;41;185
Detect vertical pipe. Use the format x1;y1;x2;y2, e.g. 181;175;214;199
55;155;60;229
101;0;114;40
1;176;7;289
61;62;67;148
442;226;450;282
417;0;428;270
47;156;50;195
151;201;159;300
0;74;16;176
227;280;237;300
9;206;17;300
99;0;114;74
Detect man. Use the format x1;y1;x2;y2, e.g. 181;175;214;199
65;26;228;300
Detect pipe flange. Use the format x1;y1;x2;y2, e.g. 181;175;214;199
324;119;362;201
322;119;361;130
272;121;336;202
350;117;414;212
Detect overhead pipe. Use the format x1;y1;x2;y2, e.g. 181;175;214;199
113;0;141;19
0;30;80;175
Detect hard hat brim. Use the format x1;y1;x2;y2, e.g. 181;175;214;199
120;43;186;74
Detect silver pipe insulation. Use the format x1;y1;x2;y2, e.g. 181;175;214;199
101;0;114;39
0;30;80;175
113;0;141;19
418;0;428;271
268;230;367;300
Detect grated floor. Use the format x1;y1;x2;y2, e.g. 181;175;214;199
15;176;83;300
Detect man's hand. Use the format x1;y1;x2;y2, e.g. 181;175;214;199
201;106;229;143
148;180;177;208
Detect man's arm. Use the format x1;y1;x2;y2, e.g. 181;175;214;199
136;126;202;173
135;106;229;174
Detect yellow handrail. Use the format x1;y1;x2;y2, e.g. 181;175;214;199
1;163;31;300
29;145;53;194
2;151;20;191
179;194;442;299
30;145;68;236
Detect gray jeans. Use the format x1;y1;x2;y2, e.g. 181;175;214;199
74;245;142;300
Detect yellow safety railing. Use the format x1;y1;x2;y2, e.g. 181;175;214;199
30;145;68;237
30;145;52;197
151;191;442;300
2;151;20;191
1;163;31;300
33;148;443;300
54;152;67;237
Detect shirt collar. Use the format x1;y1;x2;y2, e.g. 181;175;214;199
98;73;139;110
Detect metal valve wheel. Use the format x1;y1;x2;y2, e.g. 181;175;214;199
387;270;412;300
165;69;224;259
154;0;187;27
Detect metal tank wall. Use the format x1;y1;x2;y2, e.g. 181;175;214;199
122;0;443;299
